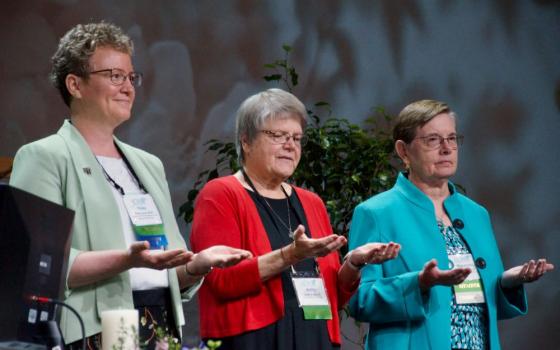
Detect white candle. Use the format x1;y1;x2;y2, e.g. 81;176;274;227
101;309;139;350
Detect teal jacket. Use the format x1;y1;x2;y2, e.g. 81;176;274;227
10;120;198;343
348;173;527;350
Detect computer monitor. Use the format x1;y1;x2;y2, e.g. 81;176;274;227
0;184;74;344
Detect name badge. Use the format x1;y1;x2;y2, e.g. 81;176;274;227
449;253;485;304
123;193;167;249
291;271;332;320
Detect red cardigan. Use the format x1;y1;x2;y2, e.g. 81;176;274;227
190;176;356;344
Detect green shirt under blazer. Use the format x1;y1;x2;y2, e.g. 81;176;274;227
10;120;199;344
348;173;527;350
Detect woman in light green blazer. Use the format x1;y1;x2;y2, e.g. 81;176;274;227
348;99;553;349
10;22;251;348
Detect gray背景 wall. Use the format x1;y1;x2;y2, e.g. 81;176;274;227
1;1;558;349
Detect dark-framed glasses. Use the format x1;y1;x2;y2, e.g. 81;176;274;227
88;68;143;87
414;133;464;150
261;130;308;147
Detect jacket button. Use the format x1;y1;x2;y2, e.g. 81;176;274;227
476;257;486;269
452;218;464;229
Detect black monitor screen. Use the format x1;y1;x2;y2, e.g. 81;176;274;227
0;184;74;342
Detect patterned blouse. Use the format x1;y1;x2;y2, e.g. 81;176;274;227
439;221;488;350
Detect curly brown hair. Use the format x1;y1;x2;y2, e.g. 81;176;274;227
50;22;133;106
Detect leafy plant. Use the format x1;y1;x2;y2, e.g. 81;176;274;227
154;327;222;350
295;105;396;236
178;44;397;238
263;44;299;92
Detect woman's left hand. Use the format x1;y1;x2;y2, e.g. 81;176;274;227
186;245;253;275
501;258;554;288
348;242;401;267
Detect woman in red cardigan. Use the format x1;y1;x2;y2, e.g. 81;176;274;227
190;88;401;349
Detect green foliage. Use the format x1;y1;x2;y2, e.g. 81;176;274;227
178;45;397;237
296;105;396;235
262;44;298;92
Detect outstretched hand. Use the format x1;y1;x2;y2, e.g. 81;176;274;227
186;245;253;275
348;242;401;266
418;259;471;292
501;258;554;288
290;224;347;262
127;241;193;270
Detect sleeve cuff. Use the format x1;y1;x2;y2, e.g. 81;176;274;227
499;282;528;316
181;277;203;301
400;271;430;320
64;247;81;298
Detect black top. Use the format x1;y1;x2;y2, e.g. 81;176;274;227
246;189;316;305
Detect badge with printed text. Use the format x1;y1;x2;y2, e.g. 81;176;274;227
449;253;486;304
291;271;332;320
123;193;168;249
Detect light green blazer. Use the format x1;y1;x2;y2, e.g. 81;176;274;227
10;120;198;344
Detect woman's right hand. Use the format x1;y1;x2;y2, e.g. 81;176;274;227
258;225;346;281
284;225;347;264
127;241;193;270
418;259;471;292
349;242;401;266
186;245;253;275
68;242;193;288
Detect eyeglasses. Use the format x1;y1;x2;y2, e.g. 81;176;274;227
413;134;464;150
260;130;308;147
88;68;143;87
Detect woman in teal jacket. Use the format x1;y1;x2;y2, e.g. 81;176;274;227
348;99;553;350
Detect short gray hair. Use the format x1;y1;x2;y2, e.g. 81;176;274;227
235;88;307;164
50;22;134;107
393;99;456;144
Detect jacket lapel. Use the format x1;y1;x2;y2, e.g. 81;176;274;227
57;120;126;252
393;173;448;270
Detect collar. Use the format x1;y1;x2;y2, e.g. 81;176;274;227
393;172;459;214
